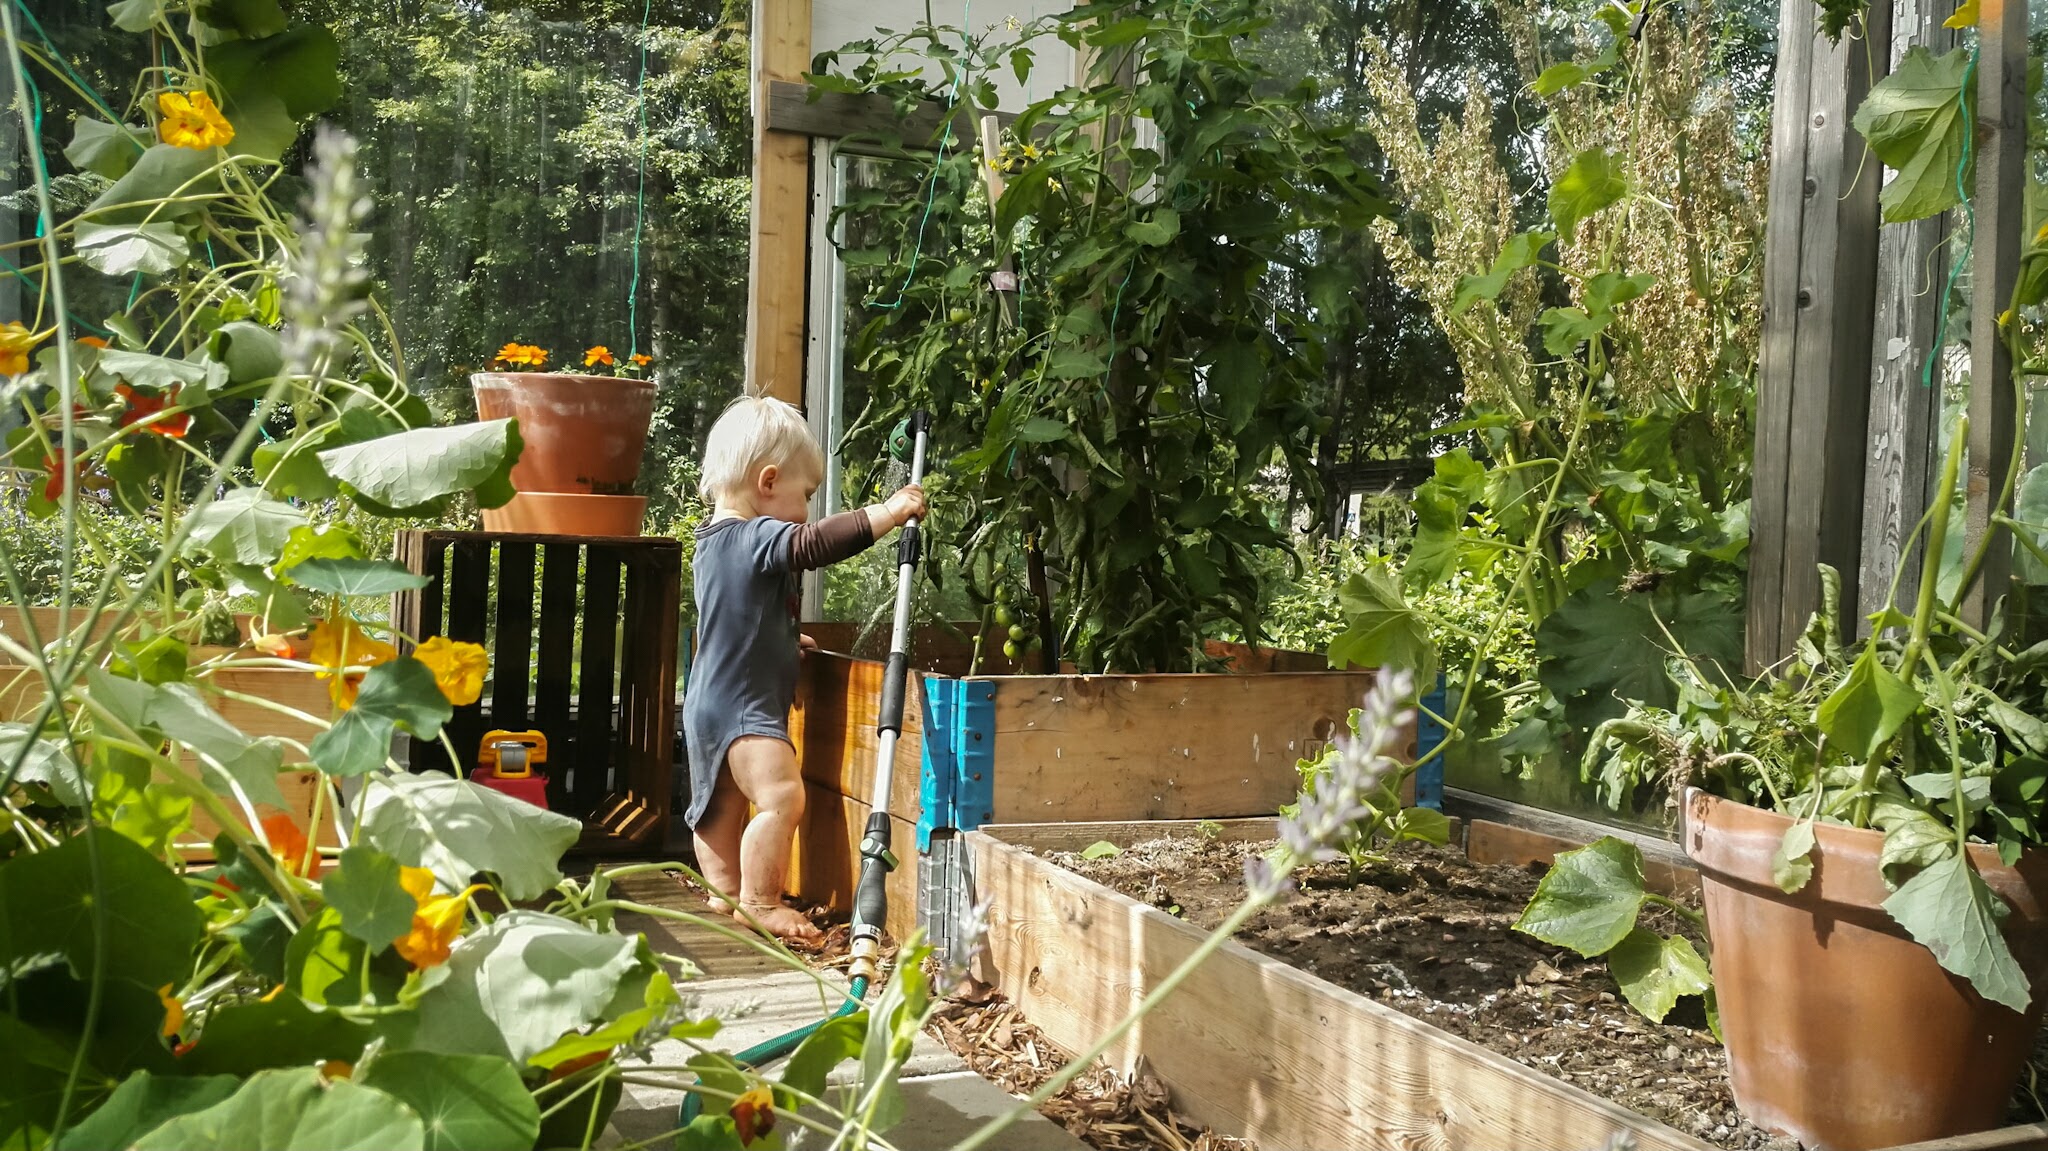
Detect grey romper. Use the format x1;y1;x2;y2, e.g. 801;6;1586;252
683;511;875;828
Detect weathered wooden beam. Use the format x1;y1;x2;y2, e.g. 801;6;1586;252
1858;0;1953;633
746;0;811;405
1749;0;1891;669
1962;0;2027;628
763;78;1015;145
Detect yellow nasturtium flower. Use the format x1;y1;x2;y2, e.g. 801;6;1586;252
0;322;40;377
308;618;396;709
394;867;485;969
157;90;235;150
157;984;185;1038
414;636;489;706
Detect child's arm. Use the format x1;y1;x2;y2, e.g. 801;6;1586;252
768;485;928;573
861;484;926;541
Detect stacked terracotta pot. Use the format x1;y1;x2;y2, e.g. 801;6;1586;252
470;372;655;537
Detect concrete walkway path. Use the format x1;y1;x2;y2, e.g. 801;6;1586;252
596;876;1087;1151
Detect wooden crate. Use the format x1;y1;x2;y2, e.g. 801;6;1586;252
393;531;681;851
784;640;1391;935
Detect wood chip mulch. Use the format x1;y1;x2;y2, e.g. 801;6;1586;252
925;993;1257;1151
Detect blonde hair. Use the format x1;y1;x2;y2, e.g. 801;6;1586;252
699;395;824;502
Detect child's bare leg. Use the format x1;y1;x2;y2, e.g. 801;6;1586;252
691;771;745;915
726;735;822;942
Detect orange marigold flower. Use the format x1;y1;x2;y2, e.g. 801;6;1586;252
157;90;234;150
307;618;396;710
494;342;548;369
413;636;488;707
116;383;192;438
583;345;615;368
631;353;652;367
731;1085;777;1146
261;812;314;877
158;984;185;1038
0;321;39;377
393;866;485;969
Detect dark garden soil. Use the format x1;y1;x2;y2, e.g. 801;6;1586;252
1039;835;2046;1151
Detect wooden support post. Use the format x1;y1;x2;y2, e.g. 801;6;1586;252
1749;0;1891;669
1858;0;1952;632
747;0;811;404
1962;0;2026;629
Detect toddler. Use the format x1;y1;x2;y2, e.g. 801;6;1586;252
684;396;925;942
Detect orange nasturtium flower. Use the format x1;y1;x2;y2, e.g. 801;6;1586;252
308;617;397;709
413;636;489;706
493;342;548;369
394;866;486;969
77;336;109;350
731;1085;777;1146
583;345;615;368
0;322;40;376
116;383;192;438
157;90;235;150
319;1060;354;1080
631;353;652;367
157;984;185;1038
261;812;315;877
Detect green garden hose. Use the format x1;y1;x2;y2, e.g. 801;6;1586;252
677;974;869;1124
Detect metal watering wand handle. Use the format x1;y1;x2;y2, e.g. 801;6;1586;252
849;409;931;983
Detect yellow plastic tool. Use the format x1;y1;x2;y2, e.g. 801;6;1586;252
478;730;547;778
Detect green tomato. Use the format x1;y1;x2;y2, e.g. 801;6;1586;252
1008;624;1028;643
948;307;972;324
993;606;1015;628
1002;639;1021;660
993;585;1010;603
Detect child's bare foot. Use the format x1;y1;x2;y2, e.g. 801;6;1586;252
707;895;734;915
738;901;823;944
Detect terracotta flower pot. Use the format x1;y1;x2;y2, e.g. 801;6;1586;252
479;492;647;537
1685;787;2048;1151
470;372;655;496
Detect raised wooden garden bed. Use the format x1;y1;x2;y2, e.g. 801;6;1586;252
0;606;333;851
784;635;1395;940
963;813;2048;1151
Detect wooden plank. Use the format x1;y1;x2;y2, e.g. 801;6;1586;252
983;670;1385;822
444;540;491;776
966;831;1711;1151
789;652;924;820
1749;0;1889;668
536;543;581;809
747;0;811;404
1879;1123;2048;1151
789;780;920;941
574;547;624;815
1465;819;1698;900
763;79;1014;146
1962;0;2026;629
800;621;1020;676
1857;0;1952;633
1444;786;1687;869
492;541;537;728
981;818;1282;854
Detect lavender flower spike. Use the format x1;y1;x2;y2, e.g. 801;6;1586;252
1262;667;1416;897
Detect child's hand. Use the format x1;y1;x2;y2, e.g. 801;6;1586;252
799;633;818;655
884;484;927;527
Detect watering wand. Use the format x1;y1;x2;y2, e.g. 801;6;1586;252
849;408;930;983
678;410;930;1121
